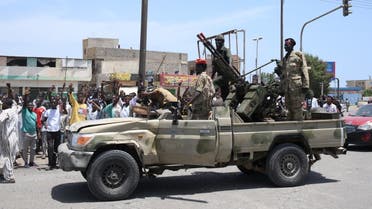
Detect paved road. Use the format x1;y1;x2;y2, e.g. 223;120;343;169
0;147;371;209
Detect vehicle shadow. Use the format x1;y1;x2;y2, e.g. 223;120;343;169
51;182;96;203
346;145;372;152
51;170;338;203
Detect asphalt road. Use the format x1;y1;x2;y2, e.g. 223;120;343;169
0;146;371;209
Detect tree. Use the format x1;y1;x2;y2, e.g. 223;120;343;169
261;72;276;84
304;54;333;98
363;89;372;97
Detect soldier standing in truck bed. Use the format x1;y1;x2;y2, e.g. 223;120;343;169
275;38;309;121
212;34;231;100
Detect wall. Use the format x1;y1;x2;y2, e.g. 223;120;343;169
83;38;119;59
0;57;92;93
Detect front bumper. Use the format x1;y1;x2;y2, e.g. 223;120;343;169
57;143;94;171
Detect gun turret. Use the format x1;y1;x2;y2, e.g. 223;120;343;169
197;32;284;122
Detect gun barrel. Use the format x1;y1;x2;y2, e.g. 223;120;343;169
197;32;241;83
240;59;278;78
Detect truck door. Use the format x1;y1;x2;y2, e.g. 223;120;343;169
155;119;217;166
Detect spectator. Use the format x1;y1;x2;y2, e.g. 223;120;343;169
323;96;338;113
102;94;123;118
42;97;61;170
21;88;38;167
345;98;350;112
33;96;46;155
212;88;224;107
87;99;102;120
59;98;69;144
68;83;88;125
0;85;20;183
120;95;131;118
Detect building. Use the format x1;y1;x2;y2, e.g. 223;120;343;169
346;78;372;90
0;55;92;98
83;38;189;89
0;38;190;97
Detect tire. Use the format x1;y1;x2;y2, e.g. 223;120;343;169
266;143;309;187
87;150;140;201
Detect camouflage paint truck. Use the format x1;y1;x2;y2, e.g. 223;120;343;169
58;107;346;200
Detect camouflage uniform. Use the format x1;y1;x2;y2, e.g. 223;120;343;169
191;72;215;119
212;35;231;100
281;50;309;121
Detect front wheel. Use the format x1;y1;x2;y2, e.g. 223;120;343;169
87;150;140;200
266;143;309;187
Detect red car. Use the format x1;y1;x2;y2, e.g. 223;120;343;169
344;104;372;147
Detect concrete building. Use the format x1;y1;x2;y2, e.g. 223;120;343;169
346;78;372;90
83;38;188;88
0;37;190;98
0;55;92;97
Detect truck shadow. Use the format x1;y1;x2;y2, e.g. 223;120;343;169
51;170;338;203
346;145;372;152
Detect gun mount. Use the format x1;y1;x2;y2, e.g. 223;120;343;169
197;32;283;122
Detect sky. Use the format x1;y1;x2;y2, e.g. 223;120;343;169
0;0;371;87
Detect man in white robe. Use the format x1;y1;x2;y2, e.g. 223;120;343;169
0;97;19;183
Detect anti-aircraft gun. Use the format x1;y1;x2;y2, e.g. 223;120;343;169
197;32;283;122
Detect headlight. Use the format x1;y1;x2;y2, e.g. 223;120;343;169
358;122;372;131
71;133;94;147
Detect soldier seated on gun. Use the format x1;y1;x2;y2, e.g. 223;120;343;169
212;34;231;100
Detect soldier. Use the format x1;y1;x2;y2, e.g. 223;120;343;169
186;58;215;119
212;34;231;100
276;38;309;121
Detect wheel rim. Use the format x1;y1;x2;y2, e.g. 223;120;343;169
279;153;300;177
102;163;127;189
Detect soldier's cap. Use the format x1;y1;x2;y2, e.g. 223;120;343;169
196;58;207;65
215;34;224;41
285;38;296;46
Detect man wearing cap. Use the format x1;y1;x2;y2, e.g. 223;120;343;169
186;59;215;120
212;34;231;100
276;38;309;121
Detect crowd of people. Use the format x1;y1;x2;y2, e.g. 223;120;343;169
0;82;144;183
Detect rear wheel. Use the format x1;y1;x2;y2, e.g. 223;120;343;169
87;150;140;200
266;143;308;187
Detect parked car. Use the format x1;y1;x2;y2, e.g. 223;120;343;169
344;104;372;146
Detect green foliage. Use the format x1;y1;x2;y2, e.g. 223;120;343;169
363;89;372;96
260;72;275;84
304;54;333;98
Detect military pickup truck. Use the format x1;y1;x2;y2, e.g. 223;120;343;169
58;107;346;200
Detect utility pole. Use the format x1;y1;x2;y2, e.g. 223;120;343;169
252;37;263;83
280;0;284;59
138;0;148;90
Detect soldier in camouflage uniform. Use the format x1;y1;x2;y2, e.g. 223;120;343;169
276;38;309;121
186;59;215;120
212;34;231;100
